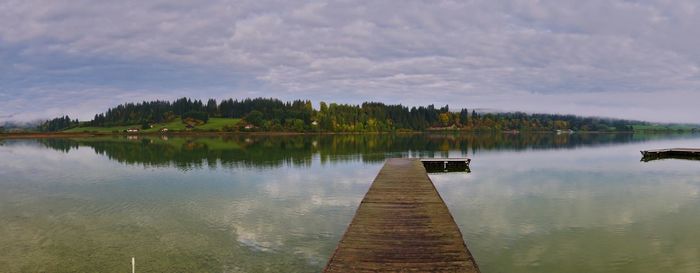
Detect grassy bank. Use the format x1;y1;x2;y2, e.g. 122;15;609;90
632;124;700;132
63;118;241;133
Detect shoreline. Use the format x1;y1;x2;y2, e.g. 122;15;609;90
0;131;422;139
0;129;688;140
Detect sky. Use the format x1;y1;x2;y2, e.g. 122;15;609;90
1;0;699;124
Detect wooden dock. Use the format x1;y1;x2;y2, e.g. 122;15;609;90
641;148;700;162
421;158;471;173
324;158;480;273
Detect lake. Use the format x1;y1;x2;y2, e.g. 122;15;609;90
1;133;699;273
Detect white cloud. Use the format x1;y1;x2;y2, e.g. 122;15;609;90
0;0;699;123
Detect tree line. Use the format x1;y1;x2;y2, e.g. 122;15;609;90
40;97;644;132
38;116;79;132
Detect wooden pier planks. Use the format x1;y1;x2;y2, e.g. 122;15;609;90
324;158;480;273
641;148;700;162
642;148;700;154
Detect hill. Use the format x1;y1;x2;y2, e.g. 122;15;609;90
32;97;700;133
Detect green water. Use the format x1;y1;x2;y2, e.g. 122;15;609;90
0;133;699;272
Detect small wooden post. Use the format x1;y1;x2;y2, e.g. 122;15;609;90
132;257;135;273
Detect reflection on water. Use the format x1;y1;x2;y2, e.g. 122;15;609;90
0;133;699;273
34;133;693;169
432;137;700;273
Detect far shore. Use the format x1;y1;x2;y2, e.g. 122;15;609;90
0;131;416;139
1;129;684;140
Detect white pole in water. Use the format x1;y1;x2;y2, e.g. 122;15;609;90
131;257;135;273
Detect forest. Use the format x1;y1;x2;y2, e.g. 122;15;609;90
38;116;80;132
39;97;643;132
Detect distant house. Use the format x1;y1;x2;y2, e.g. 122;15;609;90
244;124;254;129
125;128;139;133
159;128;169;133
556;129;574;134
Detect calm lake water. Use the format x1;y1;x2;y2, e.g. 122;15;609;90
1;133;699;273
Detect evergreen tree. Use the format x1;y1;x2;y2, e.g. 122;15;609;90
206;99;218;117
459;109;469;125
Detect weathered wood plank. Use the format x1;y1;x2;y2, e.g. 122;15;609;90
642;148;700;154
324;158;480;273
641;148;700;162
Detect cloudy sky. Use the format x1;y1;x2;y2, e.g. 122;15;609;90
1;0;699;123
